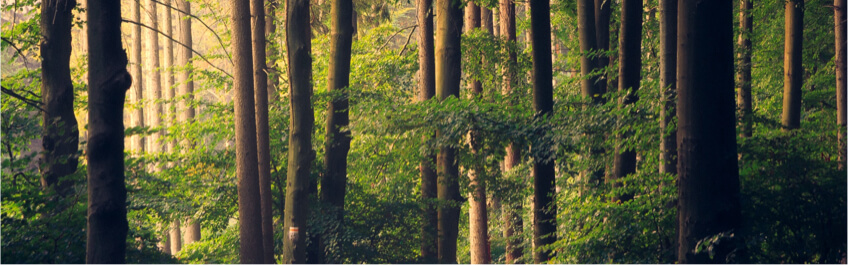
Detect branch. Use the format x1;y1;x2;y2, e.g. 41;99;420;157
121;19;233;78
378;24;418;52
1;86;44;111
141;0;234;65
398;26;417;56
1;36;32;68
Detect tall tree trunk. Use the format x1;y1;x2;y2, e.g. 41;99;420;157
737;0;753;138
528;0;556;262
267;0;280;100
499;1;523;262
164;0;176;155
131;0;145;156
40;0;79;197
250;0;275;263
659;0;677;174
282;0;314;262
177;0;194;123
145;0;162;164
782;0;803;131
232;0;265;262
170;219;182;253
435;0;463;262
417;0;438;262
594;0;610;95
676;0;742;262
577;0;600;100
85;0;131;262
837;0;847;169
465;1;481;95
611;0;641;199
184;218;201;243
320;0;354;263
467;6;492;264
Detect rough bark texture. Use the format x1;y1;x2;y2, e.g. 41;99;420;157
529;0;556;262
782;0;803;130
282;0;314;262
250;0;275;263
85;0;131;262
435;0;463;262
170;219;182;253
737;0;752;138
612;0;641;197
837;0;847;169
676;0;742;262
145;0;162;161
499;2;523;262
131;0;145;155
417;0;438;262
40;0;79;197
232;0;265;262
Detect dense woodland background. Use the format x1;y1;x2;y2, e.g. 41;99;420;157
1;0;846;263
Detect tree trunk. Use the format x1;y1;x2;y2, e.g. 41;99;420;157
282;0;314;262
131;0;145;156
417;0;438;262
659;0;677;175
232;0;266;262
529;0;556;262
85;0;132;262
577;0;600;100
737;0;752;138
159;229;172;254
170;219;182;253
267;0;280;101
782;0;803;131
837;0;847;169
465;1;481;95
145;0;162;163
435;0;463;262
676;0;742;262
40;0;79;197
250;0;275;263
163;0;176;154
498;2;523;262
611;0;641;200
177;0;194;123
184;218;201;244
594;0;610;95
467;6;492;264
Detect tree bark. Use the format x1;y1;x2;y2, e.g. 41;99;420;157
232;0;266;262
40;0;79;197
781;0;803;131
164;0;176;153
145;0;162;163
467;6;492;264
170;219;182;253
177;0;194;123
184;218;201;244
529;0;556;262
250;0;275;263
594;0;610;95
267;0;280;101
611;0;641;198
131;0;145;156
577;0;600;100
737;0;752;138
85;0;131;262
417;0;438;262
499;1;523;262
435;0;463;262
282;0;314;262
659;0;677;174
465;1;481;95
837;0;847;169
676;0;742;262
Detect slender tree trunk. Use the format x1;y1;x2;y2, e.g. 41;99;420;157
159;229;172;254
659;0;677;175
232;0;265;262
499;2;523;262
40;0;79;197
170;219;182;253
85;0;131;262
594;0;610;95
435;0;463;262
267;0;280;101
676;0;742;262
131;0;145;156
529;0;556;262
417;0;438;261
577;0;600;100
611;0;641;199
163;0;176;154
145;0;162;164
184;218;201;243
250;0;275;263
782;0;803;131
837;0;847;169
737;0;753;138
467;6;492;264
282;0;314;262
177;0;194;123
465;1;481;95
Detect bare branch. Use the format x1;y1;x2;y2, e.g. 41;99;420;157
121;19;233;78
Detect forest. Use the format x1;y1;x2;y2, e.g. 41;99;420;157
1;0;846;263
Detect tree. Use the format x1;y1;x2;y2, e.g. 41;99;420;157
177;0;201;246
528;0;556;262
577;0;601;100
737;0;753;138
835;0;846;169
170;219;181;253
266;0;280;99
145;0;162;165
594;0;610;94
282;0;314;262
498;0;523;263
676;0;742;262
781;0;803;131
232;0;265;262
659;0;677;174
85;0;132;262
435;0;463;262
612;0;641;193
417;0;438;261
250;0;275;262
131;0;145;156
40;0;79;197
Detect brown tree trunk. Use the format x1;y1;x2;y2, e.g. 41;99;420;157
417;0;438;262
250;0;275;263
837;0;847;169
659;0;677;175
267;0;280;100
467;6;492;264
177;0;194;123
184;218;201;244
131;0;146;156
40;0;79;197
170;219;182;253
594;0;610;95
529;0;556;262
85;0;132;262
232;0;265;262
144;0;162;165
737;0;753;138
577;0;600;100
782;0;803;131
499;2;523;262
159;228;172;254
611;0;642;200
162;0;176;155
282;0;314;262
676;0;742;262
465;1;481;95
435;0;463;262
